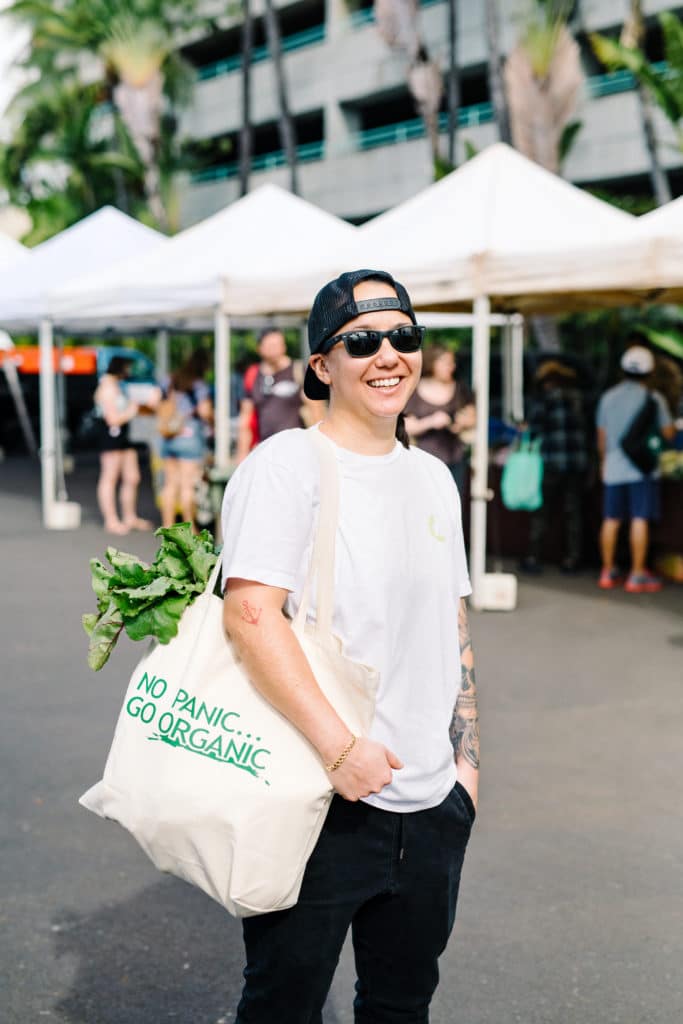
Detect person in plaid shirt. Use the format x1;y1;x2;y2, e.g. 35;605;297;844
519;361;591;574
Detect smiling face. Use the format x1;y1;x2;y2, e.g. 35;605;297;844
309;278;422;425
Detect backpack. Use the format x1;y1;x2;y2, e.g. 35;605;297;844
620;395;662;475
157;393;186;439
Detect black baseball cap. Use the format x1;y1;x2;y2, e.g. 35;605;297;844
304;269;417;400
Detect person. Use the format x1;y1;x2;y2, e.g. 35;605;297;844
235;328;324;461
519;360;591;574
221;269;479;1022
403;344;475;497
94;355;152;535
158;358;214;530
596;343;675;593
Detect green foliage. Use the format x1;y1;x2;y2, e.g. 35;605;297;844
2;0;211;240
433;154;455;181
586;188;657;217
83;524;218;671
591;12;683;146
559;119;582;166
0;77;145;242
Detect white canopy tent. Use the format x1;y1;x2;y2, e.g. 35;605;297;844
0;230;27;272
51;185;359;471
353;143;643;607
0;207;166;528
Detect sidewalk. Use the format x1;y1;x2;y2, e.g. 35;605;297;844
1;454;682;1023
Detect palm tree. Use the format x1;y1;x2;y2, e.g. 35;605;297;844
374;0;444;172
262;0;299;194
504;1;583;174
0;78;142;243
502;1;584;351
446;0;460;167
484;0;511;144
7;0;202;228
239;0;254;197
592;3;672;205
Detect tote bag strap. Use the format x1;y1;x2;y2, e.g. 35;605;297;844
206;554;223;596
294;427;339;637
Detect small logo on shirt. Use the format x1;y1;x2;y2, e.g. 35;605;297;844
428;515;446;542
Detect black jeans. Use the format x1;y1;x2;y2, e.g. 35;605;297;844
236;783;475;1023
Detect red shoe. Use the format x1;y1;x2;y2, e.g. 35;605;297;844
598;568;624;590
624;572;663;593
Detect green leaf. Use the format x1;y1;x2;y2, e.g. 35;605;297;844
87;601;124;671
82;612;98;637
123;593;190;644
105;547;153;587
155;523;217;583
89;558;114;599
153;538;191;580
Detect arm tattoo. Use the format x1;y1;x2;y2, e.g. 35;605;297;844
450;599;480;769
241;600;262;626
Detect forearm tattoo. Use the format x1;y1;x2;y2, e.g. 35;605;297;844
450;599;480;769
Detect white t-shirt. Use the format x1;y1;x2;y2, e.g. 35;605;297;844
221;427;471;813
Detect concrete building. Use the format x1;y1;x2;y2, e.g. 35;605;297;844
176;0;683;228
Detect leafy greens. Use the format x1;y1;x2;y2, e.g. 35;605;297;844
83;523;219;671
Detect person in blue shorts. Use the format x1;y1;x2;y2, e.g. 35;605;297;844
596;343;675;593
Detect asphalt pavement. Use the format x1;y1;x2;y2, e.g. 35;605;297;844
1;452;682;1024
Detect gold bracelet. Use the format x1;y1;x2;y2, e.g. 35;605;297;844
325;735;357;773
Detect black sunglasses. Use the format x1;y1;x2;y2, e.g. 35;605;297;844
323;324;426;359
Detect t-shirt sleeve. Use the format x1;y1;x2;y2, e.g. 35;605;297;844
596;394;606;430
220;444;315;593
243;364;258;402
654;391;673;430
193;381;210;405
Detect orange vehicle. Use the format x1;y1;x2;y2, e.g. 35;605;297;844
0;346;98;375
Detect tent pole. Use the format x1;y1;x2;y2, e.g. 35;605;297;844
470;295;491;610
156;328;169;382
501;318;513;422
214;306;231;472
39;317;57;528
511;315;525;422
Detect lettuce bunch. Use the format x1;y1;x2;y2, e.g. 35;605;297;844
83;523;219;671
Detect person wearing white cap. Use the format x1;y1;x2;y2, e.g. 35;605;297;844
596;339;675;592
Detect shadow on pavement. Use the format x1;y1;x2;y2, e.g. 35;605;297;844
51;877;345;1024
52;879;242;1023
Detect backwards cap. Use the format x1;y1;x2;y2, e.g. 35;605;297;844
304;269;416;399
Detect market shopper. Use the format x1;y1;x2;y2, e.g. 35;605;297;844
158;358;213;530
235;329;301;460
519;360;591;574
94;356;152;535
404;344;475;497
221;269;479;1023
597;344;675;592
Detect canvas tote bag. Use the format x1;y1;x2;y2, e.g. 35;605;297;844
80;429;379;917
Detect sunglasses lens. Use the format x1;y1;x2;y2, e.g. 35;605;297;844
344;331;382;357
392;326;424;352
